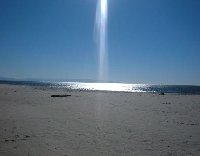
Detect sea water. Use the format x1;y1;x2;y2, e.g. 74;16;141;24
1;80;200;94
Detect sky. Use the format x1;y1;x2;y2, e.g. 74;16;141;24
0;0;200;84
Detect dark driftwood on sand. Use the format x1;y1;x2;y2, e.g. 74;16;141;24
51;95;71;97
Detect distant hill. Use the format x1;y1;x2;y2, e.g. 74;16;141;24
0;77;113;83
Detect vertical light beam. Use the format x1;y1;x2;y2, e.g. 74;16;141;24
95;0;108;81
101;0;107;19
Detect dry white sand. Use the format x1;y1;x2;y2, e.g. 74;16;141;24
0;84;200;156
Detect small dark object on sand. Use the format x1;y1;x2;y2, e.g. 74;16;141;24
51;95;71;98
25;135;30;138
160;92;165;95
5;139;15;142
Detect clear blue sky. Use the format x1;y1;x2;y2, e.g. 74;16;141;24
0;0;200;84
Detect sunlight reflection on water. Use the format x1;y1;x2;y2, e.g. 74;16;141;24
59;82;148;92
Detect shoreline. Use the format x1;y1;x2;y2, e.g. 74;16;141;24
0;84;200;155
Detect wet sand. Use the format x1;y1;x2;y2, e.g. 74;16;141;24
0;84;200;156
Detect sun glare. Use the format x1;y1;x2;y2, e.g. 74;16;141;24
101;0;107;19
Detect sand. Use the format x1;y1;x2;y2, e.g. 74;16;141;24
0;84;200;156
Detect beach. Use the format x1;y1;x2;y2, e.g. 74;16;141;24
0;84;200;156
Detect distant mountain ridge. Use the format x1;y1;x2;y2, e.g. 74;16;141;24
0;77;112;83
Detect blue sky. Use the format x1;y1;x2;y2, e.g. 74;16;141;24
0;0;200;84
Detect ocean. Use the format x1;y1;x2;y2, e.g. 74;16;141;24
0;80;200;94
